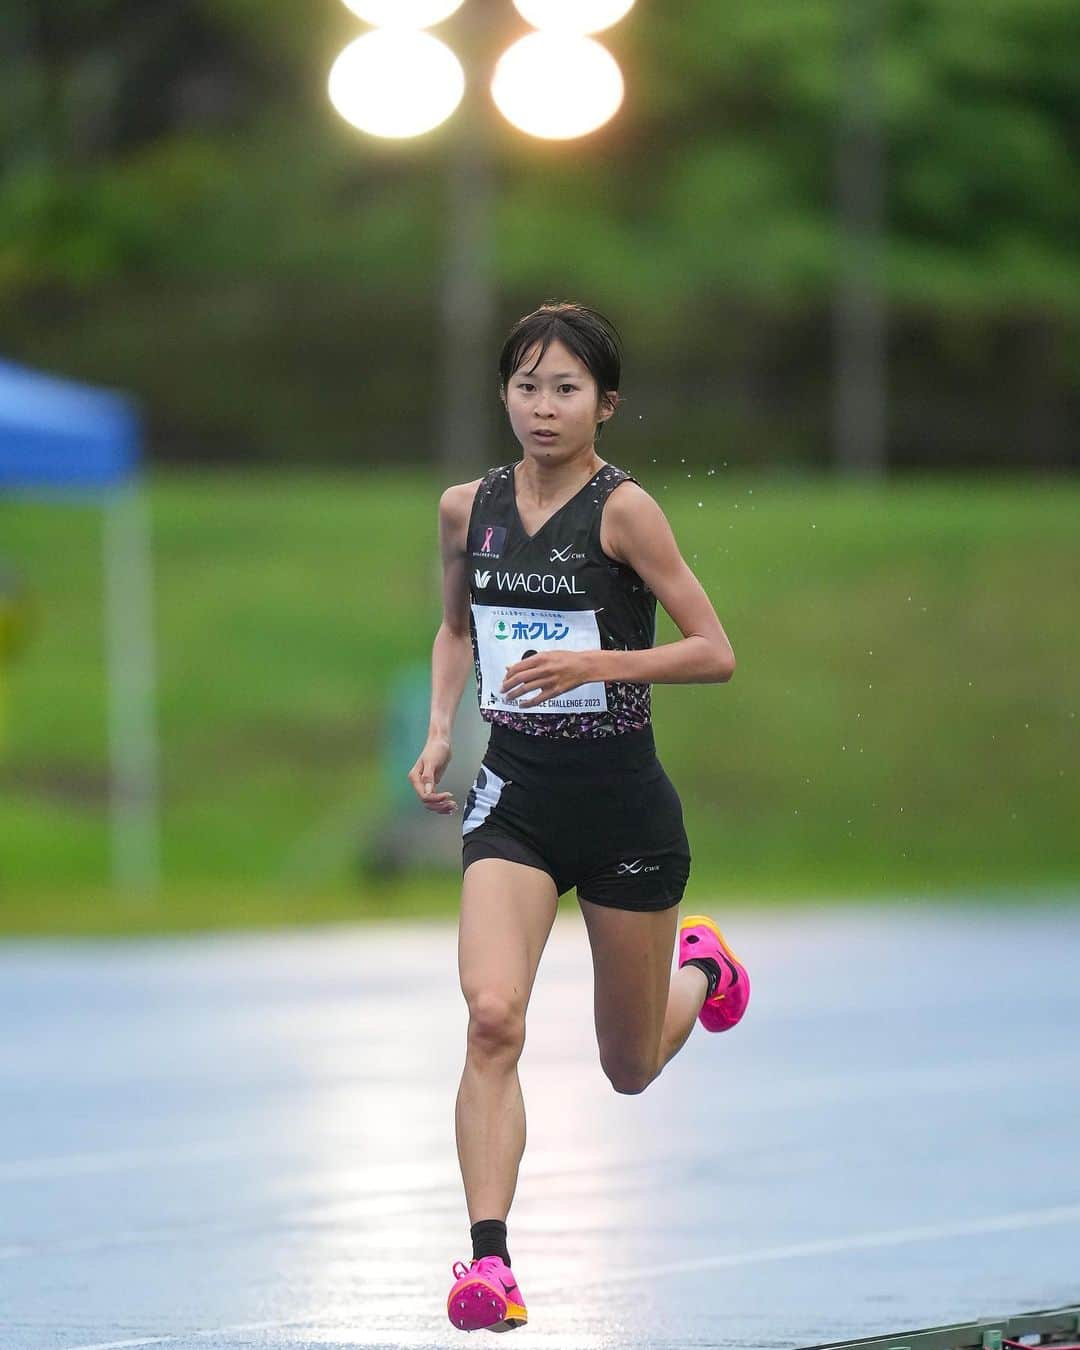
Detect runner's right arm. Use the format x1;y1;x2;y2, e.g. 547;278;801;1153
407;480;480;814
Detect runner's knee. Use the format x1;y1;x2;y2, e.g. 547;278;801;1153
465;990;526;1062
599;1045;657;1095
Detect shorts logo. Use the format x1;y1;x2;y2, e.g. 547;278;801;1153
470;523;507;559
616;859;660;876
549;543;586;563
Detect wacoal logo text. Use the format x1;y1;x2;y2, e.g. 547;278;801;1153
474;570;585;595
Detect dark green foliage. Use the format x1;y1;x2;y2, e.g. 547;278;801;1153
1;1;1077;466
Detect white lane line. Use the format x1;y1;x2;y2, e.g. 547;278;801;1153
62;1339;172;1349
541;1201;1080;1289
59;1202;1080;1350
8;1049;1078;1187
0;1142;254;1184
65;1330;614;1350
64;1320;313;1350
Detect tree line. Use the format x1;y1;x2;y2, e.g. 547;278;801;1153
2;0;1077;470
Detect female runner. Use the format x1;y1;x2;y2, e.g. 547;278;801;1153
408;301;750;1333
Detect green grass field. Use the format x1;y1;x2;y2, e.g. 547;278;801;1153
1;469;1077;933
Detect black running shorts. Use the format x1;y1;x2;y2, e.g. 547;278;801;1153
461;723;691;912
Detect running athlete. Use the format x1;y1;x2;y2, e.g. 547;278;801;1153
408;301;750;1334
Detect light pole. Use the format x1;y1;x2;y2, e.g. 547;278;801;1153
328;0;636;478
833;0;886;478
438;0;500;480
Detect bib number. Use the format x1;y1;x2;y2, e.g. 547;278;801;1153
472;603;609;716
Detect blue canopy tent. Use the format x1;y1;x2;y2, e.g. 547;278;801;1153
0;357;159;892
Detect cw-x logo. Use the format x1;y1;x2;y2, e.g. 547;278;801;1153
474;570;491;588
616;859;661;876
549;544;586;562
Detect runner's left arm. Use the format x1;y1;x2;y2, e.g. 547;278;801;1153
501;483;733;707
591;482;735;686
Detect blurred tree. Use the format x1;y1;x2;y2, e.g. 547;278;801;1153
0;0;1076;467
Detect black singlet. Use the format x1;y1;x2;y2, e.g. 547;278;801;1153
466;460;656;740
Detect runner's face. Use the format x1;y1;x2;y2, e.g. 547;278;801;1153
504;340;613;460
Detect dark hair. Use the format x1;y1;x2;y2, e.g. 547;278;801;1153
498;301;623;441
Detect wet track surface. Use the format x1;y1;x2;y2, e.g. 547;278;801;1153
2;902;1078;1349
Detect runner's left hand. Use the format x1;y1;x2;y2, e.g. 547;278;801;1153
501;651;594;708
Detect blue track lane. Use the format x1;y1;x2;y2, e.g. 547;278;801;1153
1;901;1078;1349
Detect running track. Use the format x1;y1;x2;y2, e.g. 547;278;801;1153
2;902;1078;1349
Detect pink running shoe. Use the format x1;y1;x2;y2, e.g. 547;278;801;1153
447;1256;528;1333
679;914;751;1032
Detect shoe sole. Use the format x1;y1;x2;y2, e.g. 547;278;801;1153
448;1279;527;1333
680;914;749;1032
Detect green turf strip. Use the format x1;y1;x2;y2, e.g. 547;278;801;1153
1;469;1077;929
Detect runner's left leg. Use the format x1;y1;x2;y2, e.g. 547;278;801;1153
578;898;707;1094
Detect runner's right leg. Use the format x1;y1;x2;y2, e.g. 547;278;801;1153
456;856;559;1225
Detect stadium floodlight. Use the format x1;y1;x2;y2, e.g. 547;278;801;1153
327;0;636;474
341;0;466;26
511;0;635;35
328;30;465;138
492;32;624;139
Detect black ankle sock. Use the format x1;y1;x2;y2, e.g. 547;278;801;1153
684;955;721;1000
471;1218;510;1266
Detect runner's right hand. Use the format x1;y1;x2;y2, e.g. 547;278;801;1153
408;735;456;813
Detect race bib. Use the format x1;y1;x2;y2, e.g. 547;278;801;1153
472;603;609;716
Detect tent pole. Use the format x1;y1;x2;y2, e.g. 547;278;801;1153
104;486;161;896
